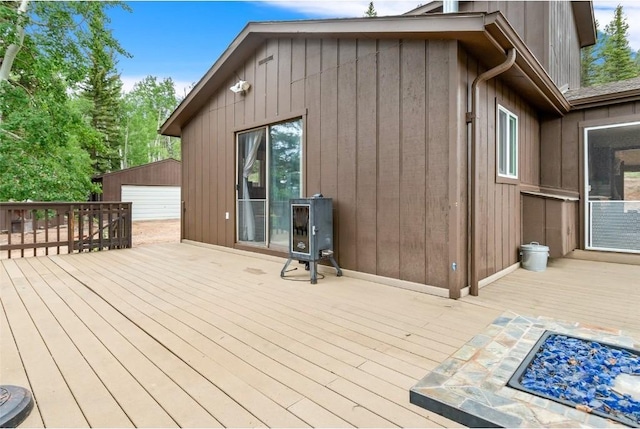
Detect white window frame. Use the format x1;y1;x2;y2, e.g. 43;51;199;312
497;105;518;180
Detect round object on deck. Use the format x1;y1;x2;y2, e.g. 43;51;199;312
0;385;34;428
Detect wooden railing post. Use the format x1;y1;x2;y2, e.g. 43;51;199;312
2;201;133;258
68;205;75;252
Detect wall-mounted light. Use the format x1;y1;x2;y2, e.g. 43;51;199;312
230;80;251;94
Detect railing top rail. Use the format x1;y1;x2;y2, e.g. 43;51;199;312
1;202;132;210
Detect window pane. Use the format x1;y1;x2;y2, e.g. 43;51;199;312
498;110;507;175
269;119;303;247
509;115;517;176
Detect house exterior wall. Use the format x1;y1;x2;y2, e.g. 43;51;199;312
182;37;469;291
458;1;581;90
97;159;181;201
461;47;542;280
540;101;640;249
180;36;544;294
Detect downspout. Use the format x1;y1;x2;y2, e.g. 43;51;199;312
468;48;516;296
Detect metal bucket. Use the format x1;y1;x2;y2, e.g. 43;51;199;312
520;242;549;272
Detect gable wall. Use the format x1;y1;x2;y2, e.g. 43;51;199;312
181;37;466;291
459;1;581;90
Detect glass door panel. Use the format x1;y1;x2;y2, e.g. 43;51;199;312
237;128;267;245
268;119;302;247
586;123;640;253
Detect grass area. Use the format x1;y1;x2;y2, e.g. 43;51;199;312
625;172;640;178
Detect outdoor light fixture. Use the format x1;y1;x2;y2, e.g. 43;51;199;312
229;80;250;94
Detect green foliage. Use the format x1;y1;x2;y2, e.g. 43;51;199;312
581;6;640;87
0;81;99;201
581;26;599;87
597;5;638;83
81;7;127;174
1;2;180;202
269;120;302;202
0;1;129;202
364;1;377;17
122;76;181;167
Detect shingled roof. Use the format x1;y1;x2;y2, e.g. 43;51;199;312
565;76;640;108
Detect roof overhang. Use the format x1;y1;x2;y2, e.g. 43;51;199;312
161;12;570;137
569;89;640;110
405;1;597;48
572;1;597;47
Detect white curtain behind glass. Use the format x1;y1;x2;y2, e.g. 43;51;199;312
241;129;264;241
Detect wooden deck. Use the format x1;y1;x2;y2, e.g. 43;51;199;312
2;243;638;428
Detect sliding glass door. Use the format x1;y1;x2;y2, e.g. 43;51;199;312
236;119;302;248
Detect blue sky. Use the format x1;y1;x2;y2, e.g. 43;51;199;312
108;1;640;96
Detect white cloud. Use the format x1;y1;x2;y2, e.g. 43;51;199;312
264;0;422;18
120;75;195;98
593;1;640;51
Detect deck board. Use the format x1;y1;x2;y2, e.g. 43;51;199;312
2;242;638;428
21;257;220;428
1;262;88;428
35;257;262;428
0;299;45;428
9;259;137;428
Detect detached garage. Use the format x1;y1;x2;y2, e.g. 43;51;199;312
92;159;181;221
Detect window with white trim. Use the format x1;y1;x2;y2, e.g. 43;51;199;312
497;105;518;179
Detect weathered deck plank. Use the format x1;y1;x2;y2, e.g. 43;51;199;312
35;257;262;428
1;262;88;427
20;257;220;428
0;300;45;428
7;259;137;428
52;255;309;428
465;257;640;335
3;242;638;428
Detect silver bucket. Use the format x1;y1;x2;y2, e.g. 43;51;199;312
520;242;550;272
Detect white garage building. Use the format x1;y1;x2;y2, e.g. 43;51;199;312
92;159;181;221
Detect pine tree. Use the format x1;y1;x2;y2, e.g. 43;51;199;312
580;21;600;87
581;44;598;87
364;2;377;17
596;5;638;84
81;5;128;174
0;1;129;201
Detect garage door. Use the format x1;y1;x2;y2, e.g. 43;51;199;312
121;185;181;221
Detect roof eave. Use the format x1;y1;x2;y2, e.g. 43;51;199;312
569;89;640;109
160;14;491;137
403;1;443;15
161;12;570;137
572;1;597;48
483;13;571;115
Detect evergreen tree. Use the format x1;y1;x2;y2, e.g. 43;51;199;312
596;5;638;84
81;5;129;174
580;21;600;87
0;1;129;201
364;2;377;17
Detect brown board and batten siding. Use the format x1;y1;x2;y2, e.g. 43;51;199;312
456;1;581;91
180;37;467;291
94;159;181;201
461;47;542;281
180;33;548;293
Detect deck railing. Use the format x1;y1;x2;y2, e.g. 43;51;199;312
1;202;132;259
